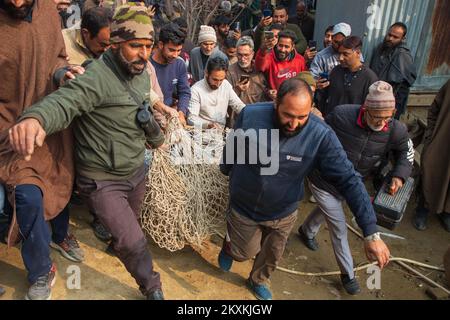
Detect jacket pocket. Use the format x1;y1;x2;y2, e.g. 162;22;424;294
110;140;130;171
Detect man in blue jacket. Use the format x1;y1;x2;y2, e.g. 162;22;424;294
218;78;390;300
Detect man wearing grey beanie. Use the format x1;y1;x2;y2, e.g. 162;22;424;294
189;25;229;83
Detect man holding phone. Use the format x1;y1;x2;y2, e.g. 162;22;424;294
212;15;234;50
254;5;307;54
226;36;267;124
255;29;308;100
310;23;353;111
303;39;317;66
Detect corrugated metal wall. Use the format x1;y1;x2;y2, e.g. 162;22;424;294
313;0;449;92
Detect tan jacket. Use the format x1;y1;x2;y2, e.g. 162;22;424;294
62;27;93;66
62;27;162;107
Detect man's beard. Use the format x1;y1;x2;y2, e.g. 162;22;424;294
274;47;290;61
115;48;147;76
3;1;33;19
238;60;252;69
382;39;398;51
162;52;175;64
274;109;305;138
207;79;220;90
367;123;384;132
201;47;213;56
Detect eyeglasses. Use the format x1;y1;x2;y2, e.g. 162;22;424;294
237;52;253;58
366;110;393;122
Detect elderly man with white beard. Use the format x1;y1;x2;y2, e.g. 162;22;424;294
225;36;268;127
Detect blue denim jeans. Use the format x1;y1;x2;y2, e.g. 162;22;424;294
0;184;5;215
3;185;69;283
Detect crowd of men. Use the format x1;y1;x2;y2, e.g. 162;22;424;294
0;0;449;301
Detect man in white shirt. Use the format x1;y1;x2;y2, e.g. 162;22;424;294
188;56;246;128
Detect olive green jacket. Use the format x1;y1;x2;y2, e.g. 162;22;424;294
21;49;164;181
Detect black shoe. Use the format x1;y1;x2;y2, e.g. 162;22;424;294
413;209;428;231
298;225;319;251
105;242;116;257
439;212;450;233
91;219;112;242
413;214;427;231
340;274;361;295
146;288;164;300
69;192;84;206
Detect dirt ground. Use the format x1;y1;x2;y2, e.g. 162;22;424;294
1;186;449;300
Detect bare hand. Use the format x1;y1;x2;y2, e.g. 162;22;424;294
236;80;250;92
316;78;330;90
9;118;46;161
263;36;277;51
364;239;390;269
268;89;277;101
62;65;85;84
149;5;156;18
178;111;187;127
163;106;179;119
153;108;167;128
388;177;403;195
232;29;241;40
259;16;272;28
154;101;178;119
303;47;317;62
158;143;170;151
207;122;222;130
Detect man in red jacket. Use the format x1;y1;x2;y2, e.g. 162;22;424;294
255;29;307;100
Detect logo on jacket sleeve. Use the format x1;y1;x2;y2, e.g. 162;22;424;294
286;155;302;162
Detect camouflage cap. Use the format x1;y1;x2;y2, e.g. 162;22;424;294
296;71;316;89
110;3;154;44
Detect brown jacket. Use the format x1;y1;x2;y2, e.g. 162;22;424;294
0;0;74;245
421;80;450;214
226;61;268;105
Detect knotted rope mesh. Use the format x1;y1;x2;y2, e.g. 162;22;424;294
141;117;229;252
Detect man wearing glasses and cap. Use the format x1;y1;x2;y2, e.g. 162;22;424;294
298;81;414;295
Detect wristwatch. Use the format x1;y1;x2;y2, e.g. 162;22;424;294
364;232;381;242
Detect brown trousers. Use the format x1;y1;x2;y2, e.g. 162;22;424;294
223;208;297;285
76;165;161;295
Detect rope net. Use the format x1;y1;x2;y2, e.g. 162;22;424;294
141;117;229;252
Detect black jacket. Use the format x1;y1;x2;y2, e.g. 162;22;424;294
370;42;417;89
309;105;414;197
